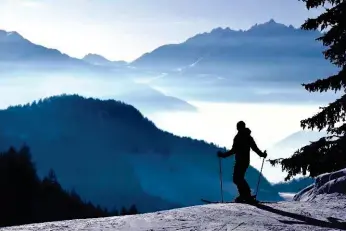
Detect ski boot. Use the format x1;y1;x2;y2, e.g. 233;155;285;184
234;195;258;204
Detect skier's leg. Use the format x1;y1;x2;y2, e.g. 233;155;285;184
233;167;244;202
240;165;251;197
233;163;251;199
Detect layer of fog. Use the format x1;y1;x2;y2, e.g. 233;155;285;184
0;75;331;183
147;101;322;183
0;75;196;113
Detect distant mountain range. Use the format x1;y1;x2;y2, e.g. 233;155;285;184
0;30;126;71
83;53;127;67
128;20;338;103
273;130;327;151
1;19;331;81
0;30;76;63
272;177;315;193
130;19;335;89
0;95;282;212
0;29;196;113
0;30;88;73
132;19;323;71
0;19;338;105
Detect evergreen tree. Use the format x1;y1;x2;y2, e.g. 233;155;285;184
128;204;139;215
110;209;119;216
120;207;128;215
47;169;58;184
269;0;346;180
0;146;112;227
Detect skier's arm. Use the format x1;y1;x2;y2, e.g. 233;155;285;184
218;143;235;158
250;137;265;157
222;147;235;157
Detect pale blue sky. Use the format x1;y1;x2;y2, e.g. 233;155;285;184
0;0;321;61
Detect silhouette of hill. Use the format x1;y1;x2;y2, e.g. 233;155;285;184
0;30;133;77
0;145;139;228
0;95;281;212
0;30;78;64
272;177;315;193
0;30;89;72
0;29;128;78
101;83;197;113
262;131;327;183
273;130;327;151
83;53;127;67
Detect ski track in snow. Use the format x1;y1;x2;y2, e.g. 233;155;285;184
2;197;346;231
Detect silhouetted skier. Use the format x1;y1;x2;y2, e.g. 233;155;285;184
217;121;267;203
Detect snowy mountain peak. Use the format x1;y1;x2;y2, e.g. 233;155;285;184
268;18;276;23
248;19;296;33
0;30;25;42
83;53;127;66
184;19;300;45
82;53;111;65
207;19;296;36
83;53;110;62
6;31;21;37
210;27;234;33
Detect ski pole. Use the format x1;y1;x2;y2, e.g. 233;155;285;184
255;157;265;200
218;157;224;203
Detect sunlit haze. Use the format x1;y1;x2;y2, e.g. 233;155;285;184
148;102;320;183
0;0;334;185
0;0;322;61
0;75;323;183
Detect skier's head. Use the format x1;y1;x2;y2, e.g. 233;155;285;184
236;121;246;131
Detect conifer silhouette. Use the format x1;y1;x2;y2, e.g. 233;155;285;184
269;0;346;180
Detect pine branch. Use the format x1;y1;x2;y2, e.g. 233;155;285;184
301;2;343;30
302;66;346;93
268;158;284;167
277;0;346;181
323;40;346;67
270;135;344;180
301;3;346;66
330;123;346;135
300;0;343;10
301;94;346;131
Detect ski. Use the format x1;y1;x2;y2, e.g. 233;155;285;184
201;198;259;204
201;198;278;204
201;199;233;204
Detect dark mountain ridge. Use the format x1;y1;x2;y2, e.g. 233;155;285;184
0;95;282;212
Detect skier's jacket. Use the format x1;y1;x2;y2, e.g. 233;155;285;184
231;128;263;165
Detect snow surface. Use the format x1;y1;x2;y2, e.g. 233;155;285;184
2;169;346;231
279;192;295;201
294;168;346;202
2;197;346;231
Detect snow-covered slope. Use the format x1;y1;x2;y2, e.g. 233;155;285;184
294;168;346;202
3;199;346;230
5;168;346;230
